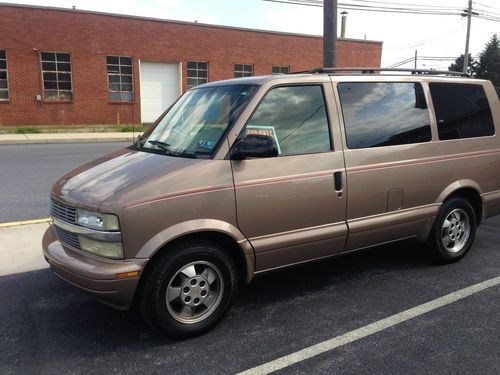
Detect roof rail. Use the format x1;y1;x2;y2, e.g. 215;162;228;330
291;67;469;77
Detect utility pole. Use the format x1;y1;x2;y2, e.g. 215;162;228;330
324;0;337;67
463;0;472;74
414;50;417;69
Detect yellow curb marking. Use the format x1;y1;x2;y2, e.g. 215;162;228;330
0;218;51;228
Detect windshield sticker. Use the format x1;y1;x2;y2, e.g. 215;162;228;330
246;125;282;154
198;140;216;150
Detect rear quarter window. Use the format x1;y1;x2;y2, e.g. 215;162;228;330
429;83;495;140
338;82;432;149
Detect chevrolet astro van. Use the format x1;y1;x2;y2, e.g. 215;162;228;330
43;68;500;337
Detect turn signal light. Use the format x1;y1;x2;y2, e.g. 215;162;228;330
116;271;140;279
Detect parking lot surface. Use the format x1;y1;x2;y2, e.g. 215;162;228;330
0;142;129;222
1;216;498;374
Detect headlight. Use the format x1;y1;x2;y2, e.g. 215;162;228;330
79;236;124;259
76;209;120;231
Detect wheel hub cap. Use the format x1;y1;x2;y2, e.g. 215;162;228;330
180;276;210;307
441;208;470;253
165;261;224;324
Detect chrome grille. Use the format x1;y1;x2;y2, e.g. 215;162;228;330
54;225;81;249
51;199;77;223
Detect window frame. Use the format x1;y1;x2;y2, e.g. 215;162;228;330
271;66;290;75
240;83;334;157
234;64;254;78
40;51;74;102
337;80;433;150
106;55;134;103
428;82;496;141
187;61;209;89
0;49;9;101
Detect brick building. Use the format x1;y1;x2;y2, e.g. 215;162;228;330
0;3;382;127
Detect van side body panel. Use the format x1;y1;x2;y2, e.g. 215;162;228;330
331;77;500;251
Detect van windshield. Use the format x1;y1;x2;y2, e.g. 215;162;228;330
139;84;258;157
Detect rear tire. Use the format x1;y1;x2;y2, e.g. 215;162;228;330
426;197;476;263
138;238;238;338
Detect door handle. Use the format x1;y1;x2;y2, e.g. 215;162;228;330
334;172;343;194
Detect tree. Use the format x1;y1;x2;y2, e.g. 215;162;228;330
476;34;500;94
448;53;478;76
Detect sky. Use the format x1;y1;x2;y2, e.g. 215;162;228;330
1;0;499;70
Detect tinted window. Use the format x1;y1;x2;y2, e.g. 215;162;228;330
429;83;495;140
245;85;331;155
338;82;432;149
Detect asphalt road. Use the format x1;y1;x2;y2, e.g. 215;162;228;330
1;216;499;374
0;142;129;223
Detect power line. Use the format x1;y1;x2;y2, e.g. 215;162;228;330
346;0;459;10
474;14;500;22
263;0;463;15
474;1;500;11
385;22;465;51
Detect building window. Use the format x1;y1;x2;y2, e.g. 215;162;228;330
107;56;133;102
187;61;208;88
272;66;290;75
41;52;72;101
234;64;253;78
338;82;432;149
0;50;8;100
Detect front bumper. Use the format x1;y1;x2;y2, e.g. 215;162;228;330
42;225;148;310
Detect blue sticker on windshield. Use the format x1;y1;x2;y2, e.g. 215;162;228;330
198;140;216;150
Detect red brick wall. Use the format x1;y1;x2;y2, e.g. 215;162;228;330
0;4;382;126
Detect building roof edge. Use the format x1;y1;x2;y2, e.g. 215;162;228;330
0;2;383;44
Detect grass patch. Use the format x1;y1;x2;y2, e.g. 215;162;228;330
14;127;42;134
119;125;144;132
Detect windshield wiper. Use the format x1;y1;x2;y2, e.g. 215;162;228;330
146;140;198;159
147;140;171;152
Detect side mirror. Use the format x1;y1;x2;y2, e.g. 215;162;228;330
230;134;279;160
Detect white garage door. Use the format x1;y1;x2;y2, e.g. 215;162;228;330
140;61;180;123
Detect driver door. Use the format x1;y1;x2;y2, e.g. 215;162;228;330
230;84;347;271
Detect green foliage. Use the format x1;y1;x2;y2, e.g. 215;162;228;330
14;127;41;134
448;53;478;76
119;125;143;132
476;34;500;94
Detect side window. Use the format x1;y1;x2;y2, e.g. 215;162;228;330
245;85;331;156
338;82;432;149
429;83;495;140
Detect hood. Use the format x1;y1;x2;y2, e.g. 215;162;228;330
52;147;198;209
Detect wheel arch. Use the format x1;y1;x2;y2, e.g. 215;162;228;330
136;220;255;285
436;180;483;225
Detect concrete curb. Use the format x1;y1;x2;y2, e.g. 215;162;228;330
0;132;142;145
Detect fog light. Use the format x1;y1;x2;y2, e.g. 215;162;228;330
79;236;124;259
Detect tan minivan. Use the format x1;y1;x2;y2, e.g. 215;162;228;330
43;68;500;337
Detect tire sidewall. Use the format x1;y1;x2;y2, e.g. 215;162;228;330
432;198;476;261
150;243;237;337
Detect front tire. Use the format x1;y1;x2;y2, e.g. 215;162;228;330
427;197;477;263
138;238;238;338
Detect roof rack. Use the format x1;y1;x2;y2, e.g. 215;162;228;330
291;67;469;77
